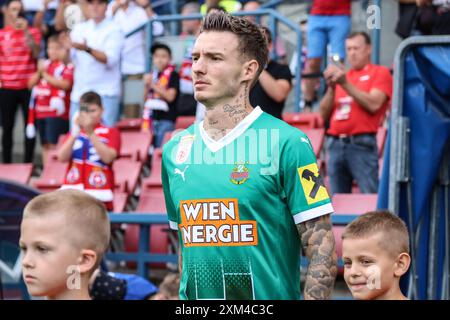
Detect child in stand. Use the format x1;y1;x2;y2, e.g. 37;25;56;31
26;34;73;166
142;42;179;148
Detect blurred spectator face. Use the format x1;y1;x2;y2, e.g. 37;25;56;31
86;0;107;22
181;6;201;35
152;48;171;72
345;34;371;71
79;102;103;126
242;1;260;23
47;40;66;62
3;0;23;23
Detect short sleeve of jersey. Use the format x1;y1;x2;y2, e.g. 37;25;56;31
273;63;293;84
280;131;333;225
162;144;178;230
372;66;393;100
106;127;121;154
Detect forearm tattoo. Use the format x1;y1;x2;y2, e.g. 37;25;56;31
297;214;338;300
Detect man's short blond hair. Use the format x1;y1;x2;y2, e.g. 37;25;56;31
23;189;110;267
342;210;410;257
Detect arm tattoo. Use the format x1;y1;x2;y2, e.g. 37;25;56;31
297;214;338;300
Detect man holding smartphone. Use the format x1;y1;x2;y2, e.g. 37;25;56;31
0;0;41;163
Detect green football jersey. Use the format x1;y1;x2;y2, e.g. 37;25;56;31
162;107;334;300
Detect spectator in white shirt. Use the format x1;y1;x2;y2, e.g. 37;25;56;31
106;0;164;118
66;0;124;127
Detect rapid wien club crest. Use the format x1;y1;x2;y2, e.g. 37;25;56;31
88;168;107;188
230;162;249;185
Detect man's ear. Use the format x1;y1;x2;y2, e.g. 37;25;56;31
242;59;259;84
394;252;411;277
77;249;97;275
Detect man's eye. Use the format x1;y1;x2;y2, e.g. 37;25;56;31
361;260;372;265
343;261;351;267
20;246;27;252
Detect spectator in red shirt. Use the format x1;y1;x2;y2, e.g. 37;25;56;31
26;34;74;167
303;0;351;112
319;32;393;195
0;0;41;163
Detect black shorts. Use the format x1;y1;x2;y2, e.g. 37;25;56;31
35;117;69;145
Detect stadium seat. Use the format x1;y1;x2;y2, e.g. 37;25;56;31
125;188;170;268
112;192;128;213
124;222;170;269
116;118;143;132
332;193;378;258
282;112;324;129
141;148;163;190
175;116;195;130
113;158;143;195
136;188;166;213
119;131;152;163
161;130;175;147
0;163;33;185
302;128;325;158
32;158;69;192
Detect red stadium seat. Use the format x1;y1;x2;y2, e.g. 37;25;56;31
141;148;163;189
332;193;378;258
302;128;325;158
116;118;143;132
0;163;33;185
119;131;152;162
112;192;128;213
113;158;143;195
32;158;69;192
136;188;167;213
282;112;324;129
161;130;175;147
125;188;170;268
377;126;387;158
124;222;170;269
175;116;195;130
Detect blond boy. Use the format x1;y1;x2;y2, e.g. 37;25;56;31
342;210;411;300
19;189;110;300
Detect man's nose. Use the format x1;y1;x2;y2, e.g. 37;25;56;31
192;57;206;75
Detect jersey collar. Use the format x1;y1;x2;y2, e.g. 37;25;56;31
199;106;263;153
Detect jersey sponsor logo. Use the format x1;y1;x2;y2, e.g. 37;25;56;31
297;163;329;205
174;165;189;182
230;163;249;185
176;134;195;164
88;168;107;188
178;198;258;247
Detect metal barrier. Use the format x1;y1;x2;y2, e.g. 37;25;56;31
106;213;177;279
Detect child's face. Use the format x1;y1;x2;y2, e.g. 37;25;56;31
152;49;171;72
47;41;66;62
342;232;401;300
19;214;82;299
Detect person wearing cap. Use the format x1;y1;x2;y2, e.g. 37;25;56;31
67;0;124;127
